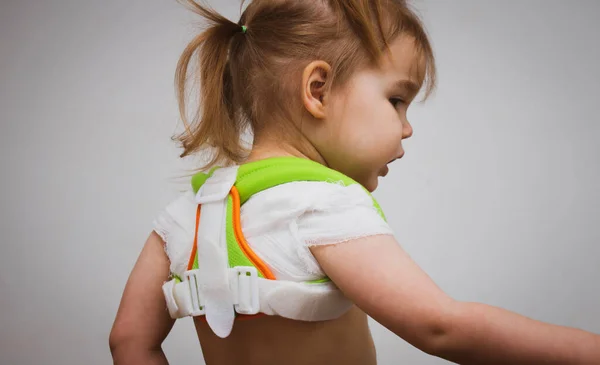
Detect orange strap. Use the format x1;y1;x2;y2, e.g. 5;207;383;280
230;186;276;280
187;204;201;271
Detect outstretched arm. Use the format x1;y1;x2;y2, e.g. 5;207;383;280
110;232;175;365
311;235;600;364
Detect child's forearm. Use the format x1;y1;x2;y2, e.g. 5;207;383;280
434;301;600;365
111;345;169;365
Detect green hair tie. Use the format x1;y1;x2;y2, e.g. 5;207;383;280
241;25;247;34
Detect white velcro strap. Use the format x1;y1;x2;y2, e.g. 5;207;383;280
195;167;238;204
196;166;239;338
164;269;352;323
162;280;180;318
257;279;353;321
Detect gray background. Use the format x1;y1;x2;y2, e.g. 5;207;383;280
1;0;598;364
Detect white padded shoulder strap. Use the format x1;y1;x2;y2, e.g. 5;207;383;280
194;166;238;338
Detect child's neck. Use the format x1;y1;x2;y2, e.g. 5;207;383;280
245;138;328;168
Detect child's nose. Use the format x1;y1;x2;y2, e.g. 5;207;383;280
402;121;413;139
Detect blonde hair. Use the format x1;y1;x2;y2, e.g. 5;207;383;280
175;0;436;170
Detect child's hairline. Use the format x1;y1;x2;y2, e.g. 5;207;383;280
323;32;435;102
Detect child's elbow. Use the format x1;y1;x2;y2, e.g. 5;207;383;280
407;303;463;357
109;323;145;358
413;320;454;357
109;326;166;365
414;302;476;361
108;325;128;356
419;329;454;358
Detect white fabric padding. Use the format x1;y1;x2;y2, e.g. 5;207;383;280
240;181;394;281
154;190;198;277
154;181;393;281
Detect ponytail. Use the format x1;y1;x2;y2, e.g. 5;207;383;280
175;0;247;168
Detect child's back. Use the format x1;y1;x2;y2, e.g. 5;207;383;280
195;307;375;365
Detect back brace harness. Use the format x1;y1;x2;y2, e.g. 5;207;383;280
162;157;386;338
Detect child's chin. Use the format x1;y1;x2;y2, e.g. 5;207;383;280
364;178;379;193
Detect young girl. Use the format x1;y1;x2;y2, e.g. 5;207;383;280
110;0;600;364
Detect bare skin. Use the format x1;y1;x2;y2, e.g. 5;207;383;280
195;307;376;365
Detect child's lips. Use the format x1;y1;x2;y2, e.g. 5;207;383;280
387;153;404;165
382;153;405;176
381;165;390;176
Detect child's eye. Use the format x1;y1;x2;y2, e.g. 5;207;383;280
389;98;404;109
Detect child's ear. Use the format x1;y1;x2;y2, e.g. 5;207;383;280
301;61;331;119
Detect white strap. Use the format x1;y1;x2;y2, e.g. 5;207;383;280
195;167;238;204
195;166;239;338
162;280;180;318
163;270;353;323
256;279;353;321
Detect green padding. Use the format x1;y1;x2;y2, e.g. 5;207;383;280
192;244;199;270
170;273;183;283
192;157;386;221
307;278;331;284
191;166;218;192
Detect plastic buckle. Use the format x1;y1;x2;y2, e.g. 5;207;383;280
196;167;238;204
183;269;206;316
229;267;260;315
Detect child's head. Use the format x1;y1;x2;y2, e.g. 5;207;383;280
176;0;435;191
